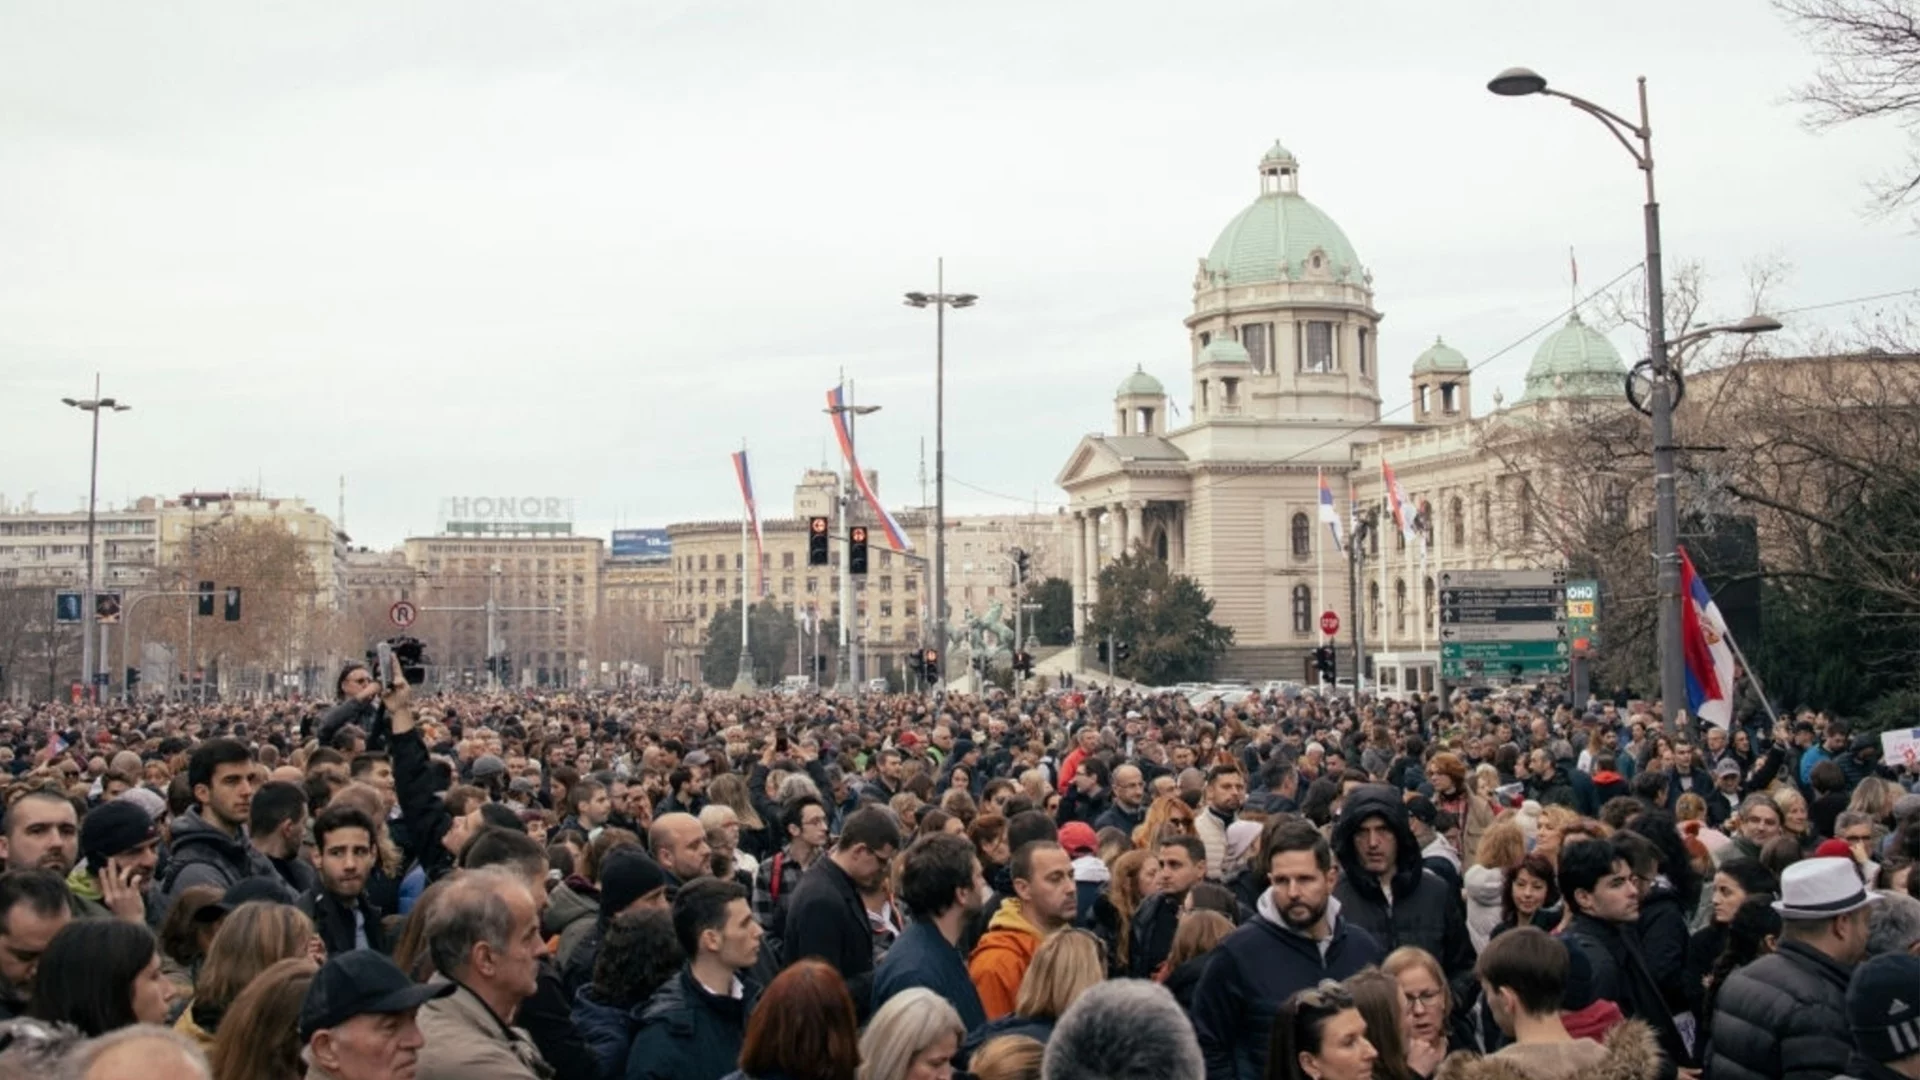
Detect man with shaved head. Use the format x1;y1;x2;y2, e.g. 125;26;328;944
650;813;712;885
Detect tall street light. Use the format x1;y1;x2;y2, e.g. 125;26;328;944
823;394;880;692
63;375;131;702
1490;70;1779;736
904;258;977;690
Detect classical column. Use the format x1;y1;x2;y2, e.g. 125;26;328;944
1084;508;1103;604
1169;503;1186;571
1122;501;1144;560
1071;510;1088;639
1111;502;1130;559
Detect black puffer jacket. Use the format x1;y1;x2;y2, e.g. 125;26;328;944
159;808;281;903
625;966;759;1080
1705;939;1854;1080
1330;786;1474;980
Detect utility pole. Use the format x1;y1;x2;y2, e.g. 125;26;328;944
62;376;130;701
904;262;978;691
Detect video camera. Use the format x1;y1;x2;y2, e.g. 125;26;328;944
367;636;431;688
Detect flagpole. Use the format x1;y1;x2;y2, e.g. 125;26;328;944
734;442;756;692
1379;495;1393;654
1316;470;1326;663
1723;631;1782;728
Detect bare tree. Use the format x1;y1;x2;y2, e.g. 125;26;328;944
145;517;322;691
1774;0;1920;220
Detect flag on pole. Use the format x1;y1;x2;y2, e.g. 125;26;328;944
1318;469;1345;551
730;449;767;598
825;385;914;552
1381;459;1415;540
1679;545;1738;729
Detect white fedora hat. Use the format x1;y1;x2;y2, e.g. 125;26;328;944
1773;856;1882;920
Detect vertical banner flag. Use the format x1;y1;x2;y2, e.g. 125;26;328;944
1678;544;1738;729
730;449;767;598
1317;469;1345;551
1381;459;1414;540
825;385;914;551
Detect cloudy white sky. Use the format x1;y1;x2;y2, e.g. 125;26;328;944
3;1;1912;549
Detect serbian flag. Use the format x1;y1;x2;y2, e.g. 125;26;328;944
825;385;914;552
1381;458;1415;539
1317;469;1344;551
1679;545;1737;729
730;449;767;598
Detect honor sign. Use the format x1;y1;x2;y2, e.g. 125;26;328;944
440;497;575;537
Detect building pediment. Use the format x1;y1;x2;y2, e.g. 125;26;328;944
1056;435;1188;490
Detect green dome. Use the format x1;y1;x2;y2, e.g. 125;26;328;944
1412;336;1470;376
1204;143;1366;287
1199;338;1250;365
1521;314;1627;401
1116;366;1165;397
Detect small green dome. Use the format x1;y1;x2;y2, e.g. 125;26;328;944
1116;366;1165;397
1199;338;1251;365
1204;142;1366;288
1521;314;1627;401
1412;336;1470;376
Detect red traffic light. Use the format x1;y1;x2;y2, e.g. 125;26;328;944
809;516;828;535
851;526;868;543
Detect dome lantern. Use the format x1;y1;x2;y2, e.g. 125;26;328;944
1114;365;1168;437
1203;141;1367;288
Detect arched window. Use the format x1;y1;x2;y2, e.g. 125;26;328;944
1450;497;1465;547
1368;581;1381;636
1479;491;1493;543
1395;523;1407;552
1290;512;1311;559
1154;527;1170;562
1520;483;1536;539
1292;584;1312;634
1394;578;1408;633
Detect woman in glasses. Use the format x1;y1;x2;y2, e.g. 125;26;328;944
1268;982;1378;1080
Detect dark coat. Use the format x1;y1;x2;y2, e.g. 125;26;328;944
1560;912;1689;1068
781;856;876;1018
1330;786;1474;980
159;808;280;902
1092;802;1147;837
523;955;601;1080
573;984;642;1080
1705;939;1854;1080
297;885;387;957
872;919;987;1031
625;967;759;1080
1633;884;1690;1012
389;728;456;883
1190;894;1385;1080
1127;890;1182;978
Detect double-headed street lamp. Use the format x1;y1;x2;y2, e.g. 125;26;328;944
63;376;132;701
1490;69;1779;736
905;259;977;691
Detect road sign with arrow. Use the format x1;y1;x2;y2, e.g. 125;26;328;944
1440;568;1573;679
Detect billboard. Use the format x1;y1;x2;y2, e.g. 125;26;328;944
439;496;574;536
611;528;671;562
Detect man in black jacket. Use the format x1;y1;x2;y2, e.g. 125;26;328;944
1092;764;1148;836
626;877;764;1080
1330;785;1473;981
1708;856;1875;1080
1130;834;1206;978
1557;837;1689;1071
781;806;900;1019
1191;820;1383;1080
299;803;386;956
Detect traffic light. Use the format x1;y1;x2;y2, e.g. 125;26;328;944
197;581;215;617
920;648;939;682
849;526;869;575
223;586;242;622
1115;641;1132;662
1097;640;1110;664
1013;548;1031;584
807;517;830;566
125;667;140;689
1313;646;1336;681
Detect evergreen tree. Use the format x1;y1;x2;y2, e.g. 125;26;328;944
1086;551;1233;685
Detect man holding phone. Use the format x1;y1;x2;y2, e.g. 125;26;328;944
67;799;160;922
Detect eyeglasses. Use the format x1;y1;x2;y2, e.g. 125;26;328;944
1403;989;1444;1012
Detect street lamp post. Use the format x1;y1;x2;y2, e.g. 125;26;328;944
905;259;977;691
63;376;131;703
1490;70;1780;736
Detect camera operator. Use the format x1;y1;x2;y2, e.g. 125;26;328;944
316;661;389;754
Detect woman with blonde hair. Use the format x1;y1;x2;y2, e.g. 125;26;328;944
1770;787;1815;854
1132;795;1197;849
1159;909;1233;1010
859;987;965;1080
1090;848;1157;976
969;1035;1043;1080
1462;819;1525;954
961;929;1103;1063
708;772;773;859
1532;804;1582;866
1343;968;1433;1080
209;956;316;1080
1380;947;1452;1066
175;900;317;1050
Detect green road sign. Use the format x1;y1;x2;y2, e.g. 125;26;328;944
1441;640;1570;662
1443;657;1571;679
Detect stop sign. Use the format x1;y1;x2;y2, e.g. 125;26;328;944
1319;610;1340;636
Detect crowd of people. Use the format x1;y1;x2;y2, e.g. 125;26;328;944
0;664;1915;1080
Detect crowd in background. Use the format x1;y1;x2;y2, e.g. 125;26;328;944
0;667;1914;1080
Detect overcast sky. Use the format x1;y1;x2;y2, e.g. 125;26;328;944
3;1;1912;549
